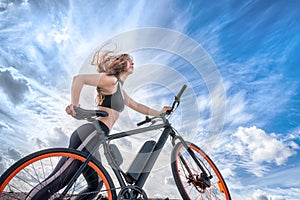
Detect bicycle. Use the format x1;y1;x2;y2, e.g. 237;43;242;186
0;85;231;200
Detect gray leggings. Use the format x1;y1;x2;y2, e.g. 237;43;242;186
26;122;109;200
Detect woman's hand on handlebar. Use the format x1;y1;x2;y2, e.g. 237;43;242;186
65;104;79;116
137;106;172;126
159;106;173;116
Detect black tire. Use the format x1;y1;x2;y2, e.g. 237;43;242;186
0;148;117;200
171;142;231;200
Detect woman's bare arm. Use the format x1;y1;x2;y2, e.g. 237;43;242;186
123;91;170;117
66;73;116;116
71;74;101;105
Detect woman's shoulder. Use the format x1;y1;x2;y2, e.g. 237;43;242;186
100;73;118;85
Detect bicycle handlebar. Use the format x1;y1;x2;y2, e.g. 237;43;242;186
165;84;187;115
175;84;187;102
137;84;187;126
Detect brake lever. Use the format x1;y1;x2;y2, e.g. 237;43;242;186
165;101;179;115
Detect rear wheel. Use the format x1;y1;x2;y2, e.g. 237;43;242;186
0;148;117;199
171;142;231;200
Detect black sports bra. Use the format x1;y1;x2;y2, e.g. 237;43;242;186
99;81;125;112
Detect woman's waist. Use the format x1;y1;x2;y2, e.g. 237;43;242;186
96;106;120;129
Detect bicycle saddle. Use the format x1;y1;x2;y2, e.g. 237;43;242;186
73;106;109;120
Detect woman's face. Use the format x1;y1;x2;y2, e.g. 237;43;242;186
124;55;134;74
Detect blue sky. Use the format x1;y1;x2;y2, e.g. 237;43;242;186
0;0;299;199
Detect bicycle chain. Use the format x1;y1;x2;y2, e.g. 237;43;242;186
117;185;148;200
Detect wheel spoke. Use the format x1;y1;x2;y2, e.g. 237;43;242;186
0;148;116;199
171;142;231;200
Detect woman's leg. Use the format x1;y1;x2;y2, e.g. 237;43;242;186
26;123;108;200
25;156;82;200
74;159;103;200
73;122;110;200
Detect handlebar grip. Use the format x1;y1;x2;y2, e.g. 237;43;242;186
137;121;148;126
137;116;151;126
176;84;187;101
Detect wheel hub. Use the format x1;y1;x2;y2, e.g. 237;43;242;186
187;173;212;191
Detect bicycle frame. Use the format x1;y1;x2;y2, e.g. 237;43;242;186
58;112;211;200
57;116;174;199
58;84;214;198
96;116;175;189
56;122;211;200
99;115;212;192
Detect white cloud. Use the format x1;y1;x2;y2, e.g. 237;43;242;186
233;126;296;166
251;187;300;200
231;187;300;200
252;189;286;200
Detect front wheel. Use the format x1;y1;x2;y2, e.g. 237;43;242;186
171;142;231;200
0;148;117;200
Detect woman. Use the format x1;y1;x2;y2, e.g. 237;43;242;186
27;51;170;200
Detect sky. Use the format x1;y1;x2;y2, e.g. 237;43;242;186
0;0;300;199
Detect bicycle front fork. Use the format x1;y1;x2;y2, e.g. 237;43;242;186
172;135;213;189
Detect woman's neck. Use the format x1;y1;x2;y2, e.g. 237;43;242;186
118;73;130;83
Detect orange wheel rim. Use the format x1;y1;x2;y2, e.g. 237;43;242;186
0;152;113;200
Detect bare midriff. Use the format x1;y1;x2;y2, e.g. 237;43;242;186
96;105;120;131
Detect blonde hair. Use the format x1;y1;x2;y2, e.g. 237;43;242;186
91;50;130;77
91;50;112;73
91;50;131;105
